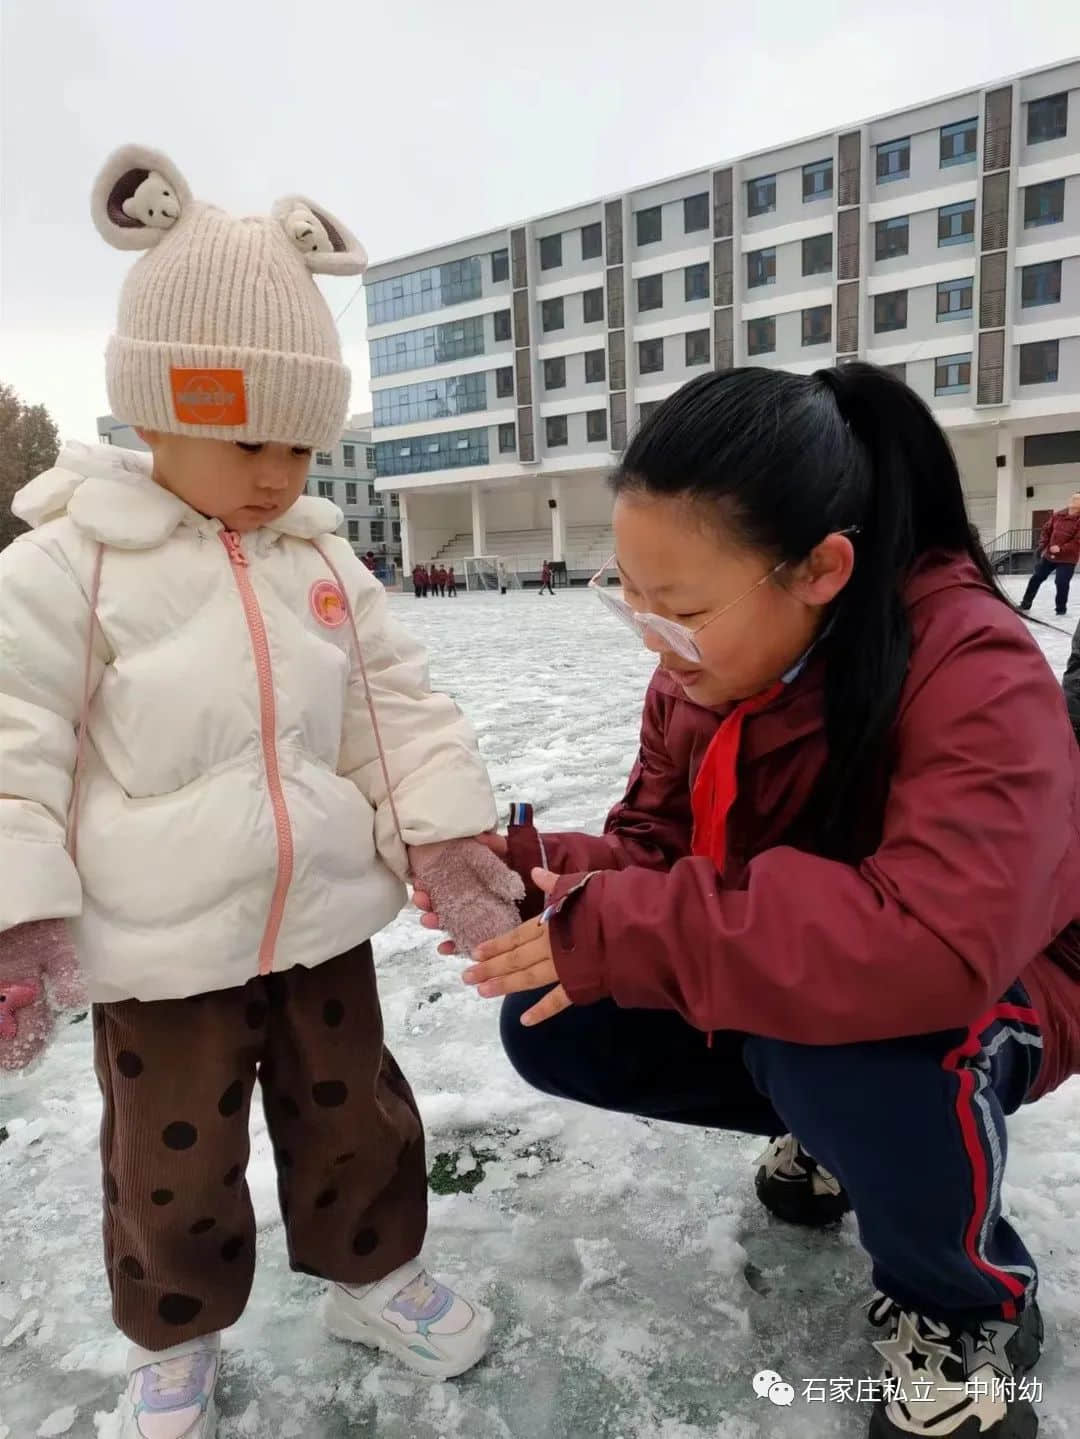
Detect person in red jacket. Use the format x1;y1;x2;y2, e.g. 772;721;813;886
416;366;1080;1439
447;565;458;598
1020;494;1080;615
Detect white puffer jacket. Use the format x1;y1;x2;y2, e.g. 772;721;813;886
0;442;496;1002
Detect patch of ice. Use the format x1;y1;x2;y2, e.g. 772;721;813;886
36;1407;77;1437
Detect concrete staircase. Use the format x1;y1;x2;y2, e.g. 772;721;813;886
429;525;613;582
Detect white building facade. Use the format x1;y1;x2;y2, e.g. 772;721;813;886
97;414;402;576
364;58;1080;580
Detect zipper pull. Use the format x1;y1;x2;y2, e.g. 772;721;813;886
222;530;248;567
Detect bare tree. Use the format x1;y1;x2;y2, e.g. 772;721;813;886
0;382;60;551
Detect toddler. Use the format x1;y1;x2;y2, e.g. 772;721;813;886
0;145;522;1439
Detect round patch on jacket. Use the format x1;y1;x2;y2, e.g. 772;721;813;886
310;580;347;628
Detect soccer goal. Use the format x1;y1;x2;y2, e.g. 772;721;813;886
463;555;522;592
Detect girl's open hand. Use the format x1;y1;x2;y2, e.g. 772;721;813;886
461;868;573;1026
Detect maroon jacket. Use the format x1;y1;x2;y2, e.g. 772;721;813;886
507;553;1080;1098
1040;509;1080;565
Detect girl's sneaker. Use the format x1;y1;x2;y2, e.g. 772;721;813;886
754;1133;851;1227
323;1259;493;1380
122;1333;219;1439
867;1293;1042;1437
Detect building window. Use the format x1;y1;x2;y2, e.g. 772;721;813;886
581;221;603;260
874;290;908;333
373;427;489;476
747;247;776;289
392;521;401;542
802;233;832;276
684;262;709;301
583;287;604;323
685;329;710;366
1021;259;1062;308
544;356;566;390
585;348;606;383
638;273;664;311
498;423;516;453
684;192;709;233
342;443;355;468
746;317;775;356
1024;179;1065;228
940;118;977;167
365;256;483;325
875;216;909;260
938;200;975;246
370;521;385;543
876;137;910;184
803;158;833;201
366;448;376;468
934;353;971;395
494;309;512;342
1028;92;1068;145
636;206;662;245
346;520;360;543
639;401;661;425
746;174;776;217
802;305;831;347
372;371;489;427
587;409;608;443
317;480;334;500
639;338;664;374
546;415;568;447
371;314;487;378
496;365;514;398
389;492;399;506
541;297;564;333
937;277;973;322
1019;340;1059;385
492;248;509;283
368;483;378;504
315;451;332;466
345;482;358;506
540;233;562;270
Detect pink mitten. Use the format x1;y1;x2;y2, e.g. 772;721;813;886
410;839;526;953
0;920;84;1072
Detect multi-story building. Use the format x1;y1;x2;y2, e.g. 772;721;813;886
364;57;1080;579
96;414;402;574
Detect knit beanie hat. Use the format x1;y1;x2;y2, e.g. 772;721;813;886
91;145;367;449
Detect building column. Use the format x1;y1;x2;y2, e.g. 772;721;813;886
471;484;487;555
994;429;1022;539
398;494;413;575
549;476;567;562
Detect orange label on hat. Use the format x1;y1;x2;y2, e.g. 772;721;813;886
170;368;248;426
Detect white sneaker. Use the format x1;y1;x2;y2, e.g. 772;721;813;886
122;1333;219;1439
323;1260;493;1380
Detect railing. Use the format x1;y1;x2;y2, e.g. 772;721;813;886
987;527;1038;575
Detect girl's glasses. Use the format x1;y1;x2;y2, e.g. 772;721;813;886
588;556;785;664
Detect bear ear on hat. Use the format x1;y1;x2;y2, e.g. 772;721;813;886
91;145;192;251
272;195;368;276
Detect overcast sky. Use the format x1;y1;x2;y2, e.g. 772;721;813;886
2;0;1078;442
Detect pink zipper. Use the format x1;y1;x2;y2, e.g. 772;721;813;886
221;530;294;975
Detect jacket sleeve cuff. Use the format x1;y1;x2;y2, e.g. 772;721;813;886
505;806;548;920
545;871;609;1006
0;832;82;931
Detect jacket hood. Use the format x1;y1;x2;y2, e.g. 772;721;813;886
12;439;343;549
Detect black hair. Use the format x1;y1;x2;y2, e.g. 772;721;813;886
611;363;1011;857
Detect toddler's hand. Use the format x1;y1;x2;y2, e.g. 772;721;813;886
0;920;84;1072
410;837;524;955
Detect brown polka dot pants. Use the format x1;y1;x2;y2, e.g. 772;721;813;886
93;942;427;1350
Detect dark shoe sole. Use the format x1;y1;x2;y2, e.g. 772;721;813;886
754;1164;852;1227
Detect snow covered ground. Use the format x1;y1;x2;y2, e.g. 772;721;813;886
2;576;1079;1439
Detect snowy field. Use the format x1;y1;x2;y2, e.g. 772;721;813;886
2;576;1079;1439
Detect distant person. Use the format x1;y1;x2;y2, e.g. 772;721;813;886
435;565;448;598
1066;615;1080;745
420;564;431;598
447;565;458;598
539;561;555;596
412;563;425;599
496;559;509;596
362;550;377;573
1021;494;1080;616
